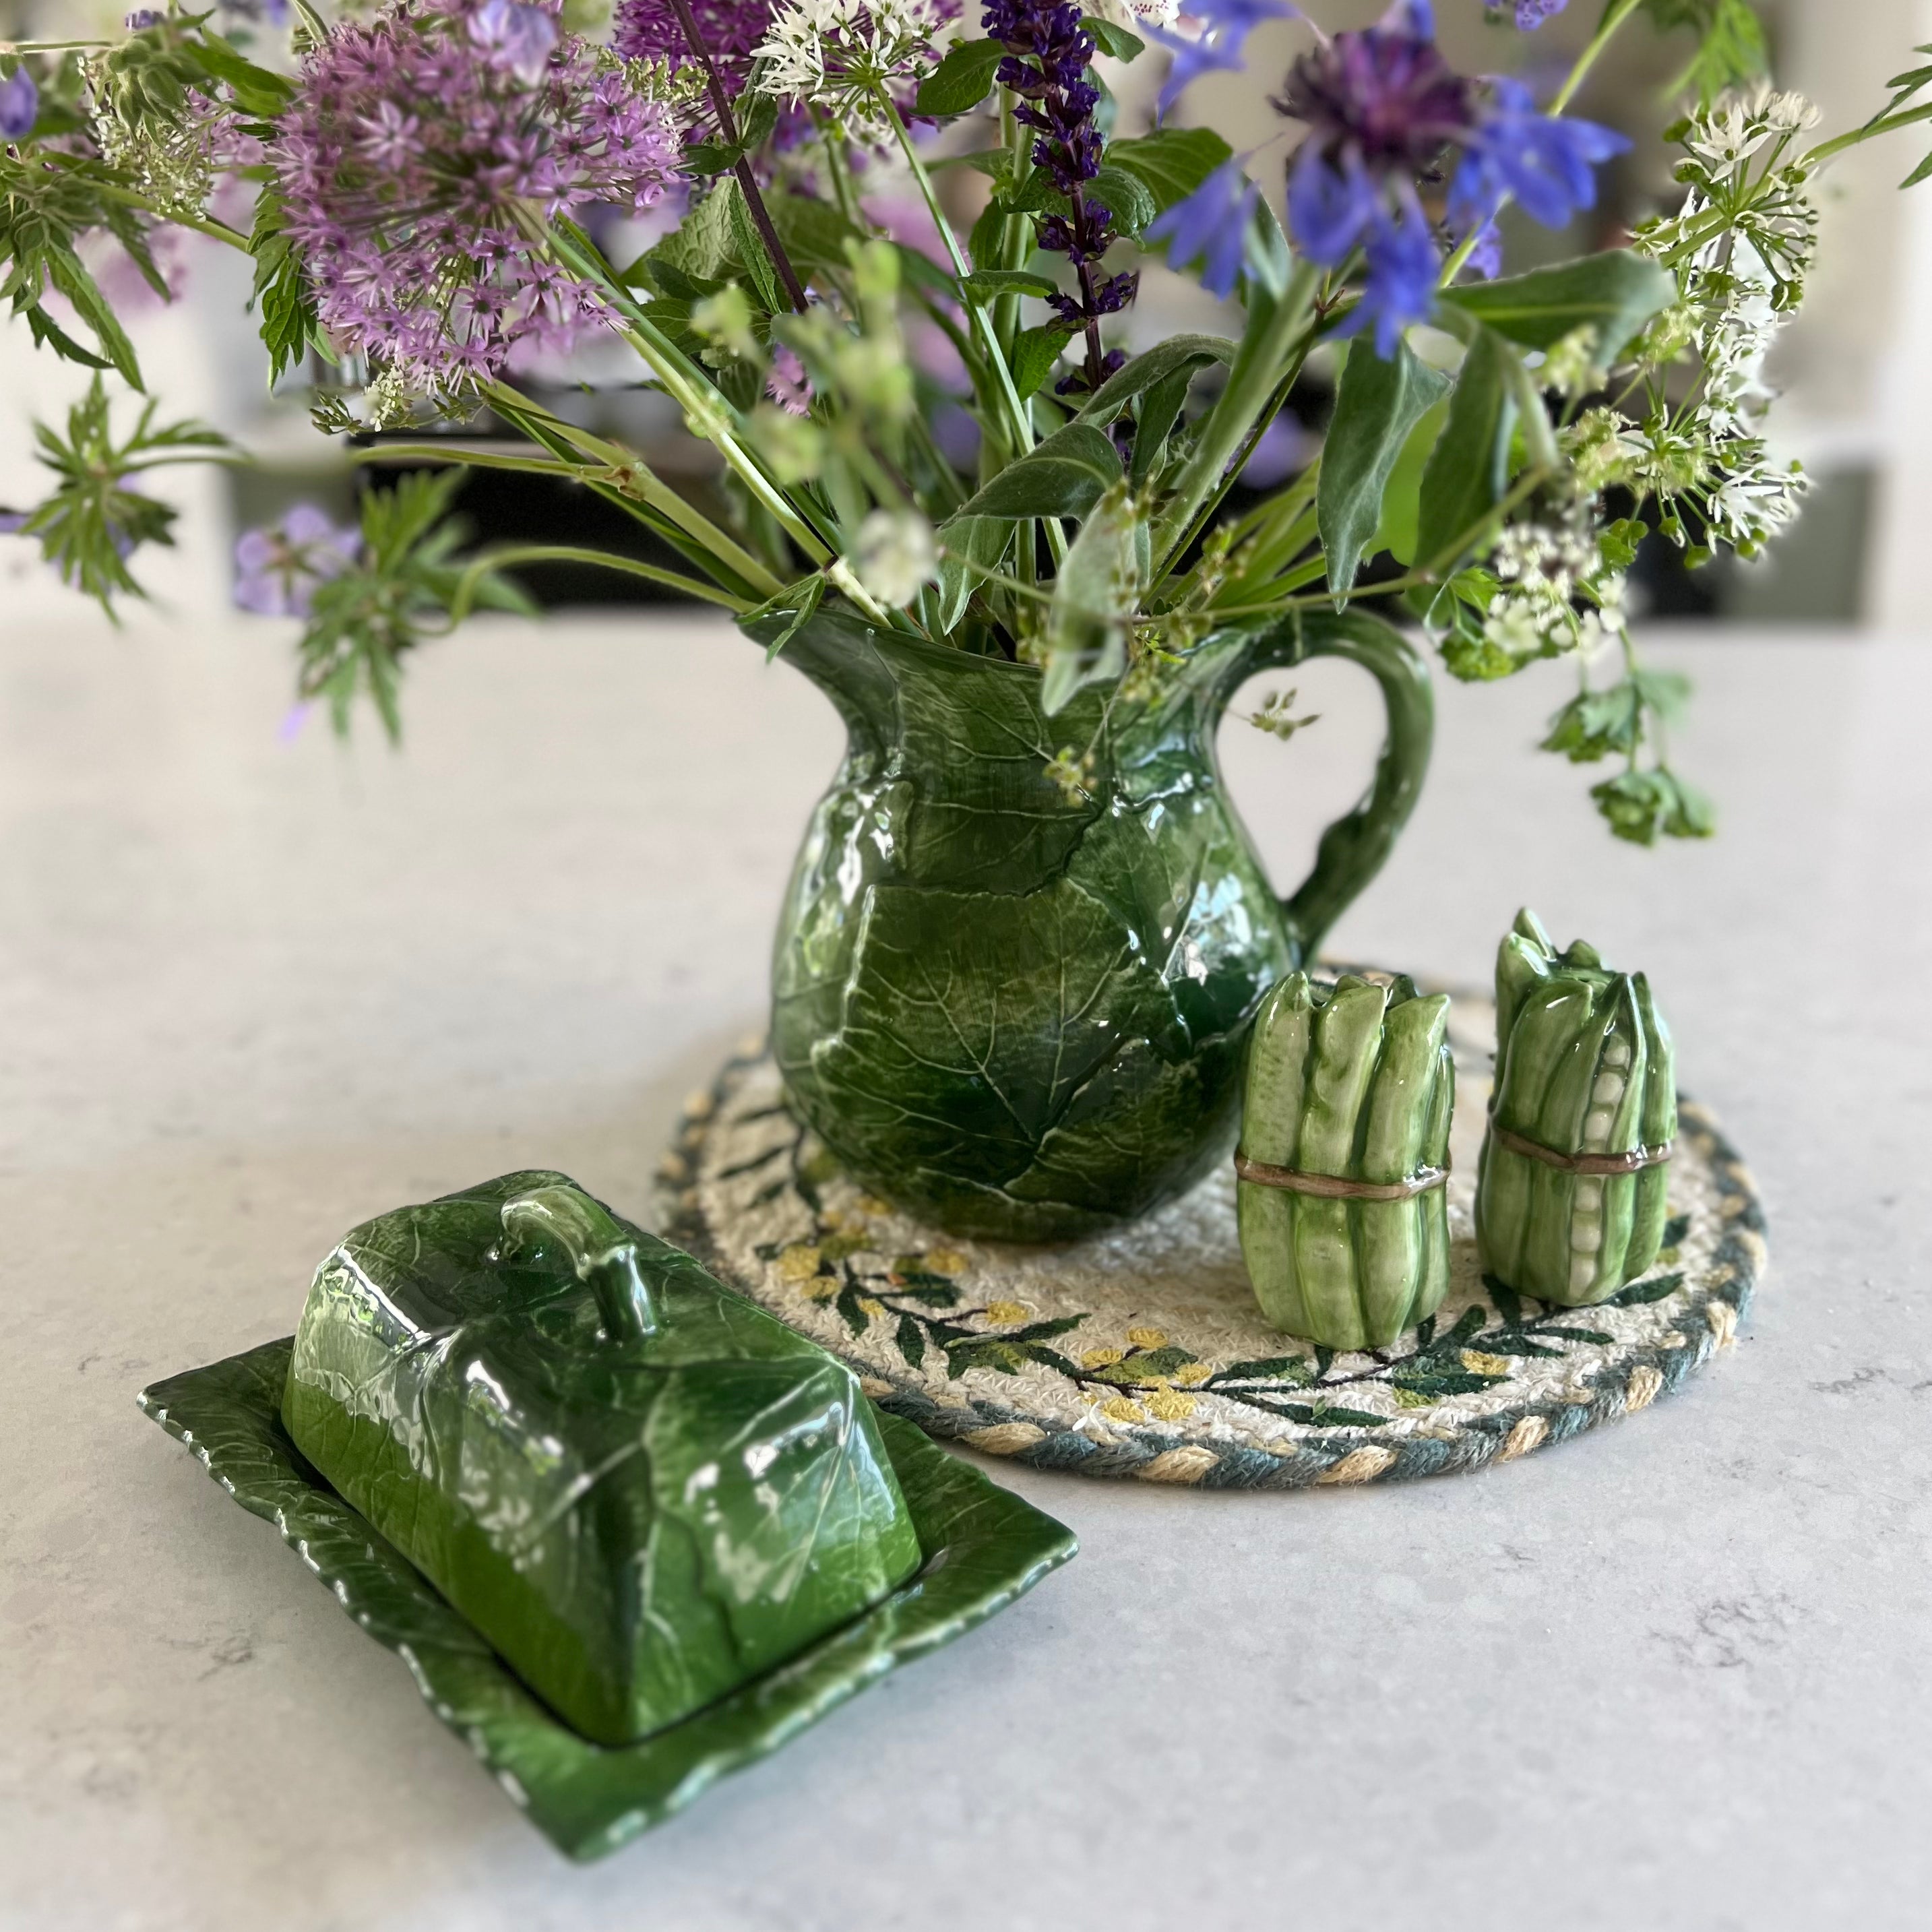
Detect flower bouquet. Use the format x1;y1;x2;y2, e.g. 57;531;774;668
1;0;1925;1236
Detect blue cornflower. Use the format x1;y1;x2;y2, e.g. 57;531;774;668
1147;156;1260;299
1150;0;1298;118
1286;144;1382;267
0;65;39;140
1344;199;1440;357
1452;78;1628;232
1450;214;1503;279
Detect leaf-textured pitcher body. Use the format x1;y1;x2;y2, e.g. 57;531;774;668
757;608;1433;1241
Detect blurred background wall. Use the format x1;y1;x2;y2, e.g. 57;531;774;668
5;0;1931;631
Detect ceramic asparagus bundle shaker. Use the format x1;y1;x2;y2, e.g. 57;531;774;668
282;1171;923;1747
1476;911;1677;1305
1236;973;1455;1349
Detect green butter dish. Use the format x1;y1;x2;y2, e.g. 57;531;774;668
137;1176;1077;1859
283;1171;927;1747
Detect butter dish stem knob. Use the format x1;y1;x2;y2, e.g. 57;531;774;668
499;1185;661;1342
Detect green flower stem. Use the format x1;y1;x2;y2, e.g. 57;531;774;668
1806;98;1932;166
1549;0;1644;114
1437;0;1644;284
534;216;843;571
880;92;1034;462
76;175;251;253
1158;344;1320;602
443;544;753;619
664;0;807;311
477;380;790;600
1150;261;1319;582
993;91;1032;361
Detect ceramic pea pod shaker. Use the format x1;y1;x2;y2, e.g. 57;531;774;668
1476;909;1677;1306
1235;972;1455;1349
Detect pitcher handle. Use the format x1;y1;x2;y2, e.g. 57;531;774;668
1220;608;1434;966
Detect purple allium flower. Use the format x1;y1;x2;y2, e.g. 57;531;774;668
468;0;558;83
0;509;28;534
269;0;679;389
1148;0;1296;118
1146;156;1259;300
0;65;38;140
1451;77;1627;233
614;0;772;103
124;11;166;28
234;503;361;617
1514;0;1567;26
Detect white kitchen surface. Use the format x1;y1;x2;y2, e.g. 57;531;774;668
3;606;1925;1931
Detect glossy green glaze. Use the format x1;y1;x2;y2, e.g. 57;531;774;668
1236;972;1455;1348
755;606;1435;1241
142;1338;1076;1859
282;1171;923;1748
1476;910;1677;1306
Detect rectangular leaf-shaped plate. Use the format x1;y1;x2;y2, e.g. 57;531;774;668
139;1340;1076;1860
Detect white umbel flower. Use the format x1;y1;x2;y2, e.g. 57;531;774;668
848;509;939;607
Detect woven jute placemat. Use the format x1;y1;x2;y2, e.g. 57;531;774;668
657;990;1765;1489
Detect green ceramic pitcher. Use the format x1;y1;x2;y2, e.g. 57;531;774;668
753;605;1434;1241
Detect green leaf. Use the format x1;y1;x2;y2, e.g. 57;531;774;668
1660;1214;1691;1248
953;419;1123;520
1318;338;1452;602
1011;322;1078;401
45;246;143;391
914;38;1009;116
1590;769;1715;844
188;30;296;116
1638;0;1768;104
1416;325;1519;571
1486;1277;1524;1328
1609;1270;1685;1307
1441;251;1677;367
1537;1326;1615;1345
1086;163;1157;240
1213;1355;1314;1385
895;1314;927;1368
1042;477;1142;713
1076;334;1234;427
961;268;1061;301
1543;681;1643;764
1106;127;1234;211
759;191;865;277
726;183;783;314
1082;15;1145;59
934;514;1011;629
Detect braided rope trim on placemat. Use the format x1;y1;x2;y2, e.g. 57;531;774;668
656;1042;1765;1491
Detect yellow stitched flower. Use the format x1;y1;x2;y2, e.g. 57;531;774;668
775;1244;822;1282
985;1300;1030;1326
856;1196;895;1218
1173;1363;1213;1386
1081;1347;1125;1369
1462;1349;1514;1377
858;1297;886;1319
926;1248;969;1275
806;1279;839;1304
1126;1326;1168;1349
1144;1389;1196;1423
1098;1395;1147;1424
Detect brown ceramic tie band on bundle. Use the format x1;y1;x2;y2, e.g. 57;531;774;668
1232;1153;1450;1202
1485;1113;1675;1177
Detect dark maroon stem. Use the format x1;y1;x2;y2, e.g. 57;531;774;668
664;0;809;313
